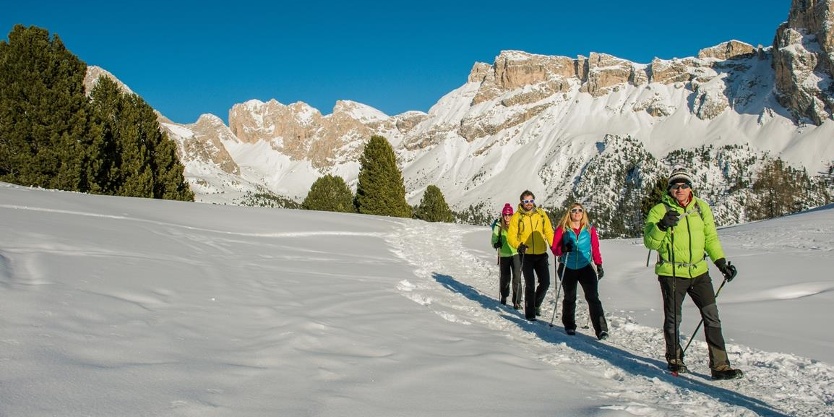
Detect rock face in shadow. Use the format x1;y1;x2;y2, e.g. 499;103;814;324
773;0;834;125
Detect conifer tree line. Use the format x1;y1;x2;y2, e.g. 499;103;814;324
0;25;193;201
301;135;456;223
301;131;832;232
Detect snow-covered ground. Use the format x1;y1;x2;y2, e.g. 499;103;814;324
1;182;832;416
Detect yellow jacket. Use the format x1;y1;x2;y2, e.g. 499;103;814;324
506;205;554;255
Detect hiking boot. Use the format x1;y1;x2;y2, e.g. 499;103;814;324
512;303;521;310
597;331;609;340
565;328;576;335
667;360;689;374
526;316;537;322
535;307;542;316
711;366;743;380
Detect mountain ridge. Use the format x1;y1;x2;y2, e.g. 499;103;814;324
83;1;834;233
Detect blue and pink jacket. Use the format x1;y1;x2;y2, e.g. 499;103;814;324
551;225;602;270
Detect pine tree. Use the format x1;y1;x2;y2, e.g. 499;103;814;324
87;76;123;194
640;177;668;220
354;135;411;217
88;76;193;201
749;158;814;220
414;185;454;222
302;174;355;212
0;25;90;190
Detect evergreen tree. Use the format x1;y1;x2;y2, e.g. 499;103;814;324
413;185;454;222
0;26;191;201
640;177;668;221
86;76;123;194
452;202;492;225
88;76;193;201
354;135;411;217
302;174;355;212
749;158;813;220
0;25;90;190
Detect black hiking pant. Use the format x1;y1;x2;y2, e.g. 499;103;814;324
561;264;608;337
499;254;522;305
658;272;730;370
521;253;550;319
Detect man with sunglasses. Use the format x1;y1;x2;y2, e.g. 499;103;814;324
506;190;554;321
643;168;743;380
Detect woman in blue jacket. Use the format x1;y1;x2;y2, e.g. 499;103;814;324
551;202;608;340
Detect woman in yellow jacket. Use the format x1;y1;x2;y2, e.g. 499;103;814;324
506;190;554;321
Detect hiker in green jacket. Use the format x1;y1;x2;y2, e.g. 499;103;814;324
644;167;743;380
491;203;522;309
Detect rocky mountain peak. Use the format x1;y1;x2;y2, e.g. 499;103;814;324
772;0;834;124
83;65;134;97
697;40;758;60
125;1;833;219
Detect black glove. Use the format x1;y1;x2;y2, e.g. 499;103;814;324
657;210;680;231
493;236;503;249
562;240;575;253
596;264;604;280
557;263;565;279
517;244;528;255
715;258;738;281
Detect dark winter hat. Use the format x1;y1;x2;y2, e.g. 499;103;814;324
502;203;514;216
668;168;693;187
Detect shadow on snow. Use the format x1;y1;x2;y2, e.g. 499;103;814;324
432;272;790;417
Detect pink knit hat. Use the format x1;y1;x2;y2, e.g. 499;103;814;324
501;203;514;216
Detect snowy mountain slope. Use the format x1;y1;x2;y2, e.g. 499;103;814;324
1;183;832;416
75;2;834;227
155;46;833;224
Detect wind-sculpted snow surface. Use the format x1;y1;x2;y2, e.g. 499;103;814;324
0;183;832;416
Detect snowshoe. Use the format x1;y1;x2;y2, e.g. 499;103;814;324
565;328;576;335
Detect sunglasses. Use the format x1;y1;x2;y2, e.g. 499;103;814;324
521;199;535;204
670;183;691;190
570;208;583;213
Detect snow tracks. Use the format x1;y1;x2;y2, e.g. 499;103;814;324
388;220;834;417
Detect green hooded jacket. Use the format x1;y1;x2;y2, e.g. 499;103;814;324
643;193;725;278
491;219;518;256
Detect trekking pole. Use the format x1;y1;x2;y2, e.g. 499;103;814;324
549;256;566;327
681;277;729;355
518;253;527;311
550;247;574;327
495;242;501;298
670;228;682;374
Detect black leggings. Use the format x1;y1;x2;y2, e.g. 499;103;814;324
561;264;607;336
499;255;522;304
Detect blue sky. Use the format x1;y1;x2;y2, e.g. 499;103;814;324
4;0;789;124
